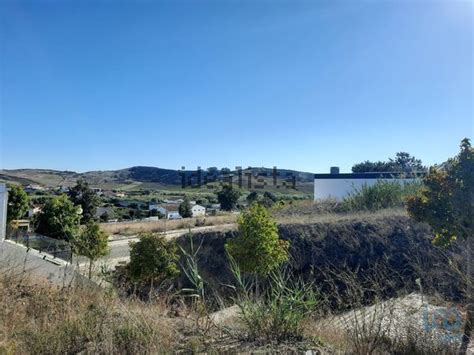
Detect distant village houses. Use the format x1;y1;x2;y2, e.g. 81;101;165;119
149;200;206;219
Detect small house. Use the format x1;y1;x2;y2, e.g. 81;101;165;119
191;204;206;217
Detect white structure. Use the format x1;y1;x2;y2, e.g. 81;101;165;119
191;204;206;217
28;207;42;218
167;211;182;220
0;184;8;241
314;168;422;201
149;204;160;211
150;204;182;219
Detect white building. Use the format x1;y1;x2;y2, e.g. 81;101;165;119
191;204;206;217
150;204;182;220
314;167;422;201
167;211;182;220
0;184;8;241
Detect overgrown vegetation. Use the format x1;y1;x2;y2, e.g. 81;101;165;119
407;137;473;354
229;256;318;342
342;180;422;211
0;273;176;354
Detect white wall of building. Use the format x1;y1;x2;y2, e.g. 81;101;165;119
191;205;206;217
167;211;182;220
0;184;8;242
314;178;418;201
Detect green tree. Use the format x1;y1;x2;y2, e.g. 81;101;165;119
246;191;259;204
217;185;241;211
7;184;29;224
352;152;425;173
179;197;193;218
73;221;109;279
68;179;100;223
389;152;425;173
99;211;109;222
407;139;473;247
225;203;289;275
34;194;81;241
127;233;180;288
407;138;473;353
262;191;278;208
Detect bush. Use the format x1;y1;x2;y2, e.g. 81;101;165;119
73;221;109;279
225;203;289;275
230;259;318;342
127;233;180;288
342;180;421;211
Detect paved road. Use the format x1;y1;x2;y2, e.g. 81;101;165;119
79;223;236;270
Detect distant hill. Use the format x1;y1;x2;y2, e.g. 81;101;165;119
0;166;315;192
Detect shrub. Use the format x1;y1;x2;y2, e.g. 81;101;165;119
127;233;180;288
73;221;109;279
342;180;421;211
229;258;318;342
225;203;289;275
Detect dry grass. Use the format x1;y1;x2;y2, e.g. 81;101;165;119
273;200;408;225
0;270;180;354
101;215;237;235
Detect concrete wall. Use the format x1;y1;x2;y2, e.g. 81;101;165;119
0;184;8;242
314;178;417;201
0;240;91;287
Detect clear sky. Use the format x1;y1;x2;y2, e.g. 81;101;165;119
1;0;472;173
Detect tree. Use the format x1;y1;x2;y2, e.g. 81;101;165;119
217;185;241;211
225;203;289;275
73;221;109;279
99;211;109;222
262;191;278;208
127;233;180;288
246;191;259;204
68;179;100;223
407;139;473;247
352;152;426;173
389;152;425;173
179;197;193;218
7;184;29;224
407;138;473;353
34;194;81;241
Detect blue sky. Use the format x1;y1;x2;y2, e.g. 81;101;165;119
1;0;472;173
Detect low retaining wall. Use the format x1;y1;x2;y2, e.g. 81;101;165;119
0;240;91;287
